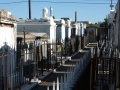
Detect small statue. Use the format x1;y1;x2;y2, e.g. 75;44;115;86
40;7;49;22
43;7;48;18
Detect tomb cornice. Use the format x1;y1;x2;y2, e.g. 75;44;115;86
0;18;16;25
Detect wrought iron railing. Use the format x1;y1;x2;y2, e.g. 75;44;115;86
0;36;88;89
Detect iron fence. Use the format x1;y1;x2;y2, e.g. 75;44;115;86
94;38;119;90
0;35;88;90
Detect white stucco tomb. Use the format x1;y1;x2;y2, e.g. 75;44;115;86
0;9;17;88
17;7;57;42
65;20;71;38
0;9;17;47
108;10;116;43
55;19;66;40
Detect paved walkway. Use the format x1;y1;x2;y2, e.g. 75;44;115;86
19;43;97;90
16;57;69;90
31;43;97;90
32;53;86;90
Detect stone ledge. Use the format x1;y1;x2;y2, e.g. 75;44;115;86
16;81;39;90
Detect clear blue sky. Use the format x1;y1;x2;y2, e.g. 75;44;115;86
0;0;118;24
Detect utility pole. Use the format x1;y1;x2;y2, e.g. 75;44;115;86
28;0;31;19
110;0;114;10
111;0;112;10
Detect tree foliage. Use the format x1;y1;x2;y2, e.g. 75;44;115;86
99;18;108;27
19;18;23;19
86;18;108;28
86;23;99;29
53;16;55;19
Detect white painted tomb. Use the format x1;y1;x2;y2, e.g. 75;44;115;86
0;9;17;47
0;9;17;88
55;19;66;40
17;7;57;42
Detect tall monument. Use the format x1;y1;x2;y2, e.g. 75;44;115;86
50;7;53;17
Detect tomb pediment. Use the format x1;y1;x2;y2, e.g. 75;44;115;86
31;33;50;39
17;32;36;39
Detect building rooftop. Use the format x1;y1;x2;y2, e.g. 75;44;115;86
72;21;92;24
